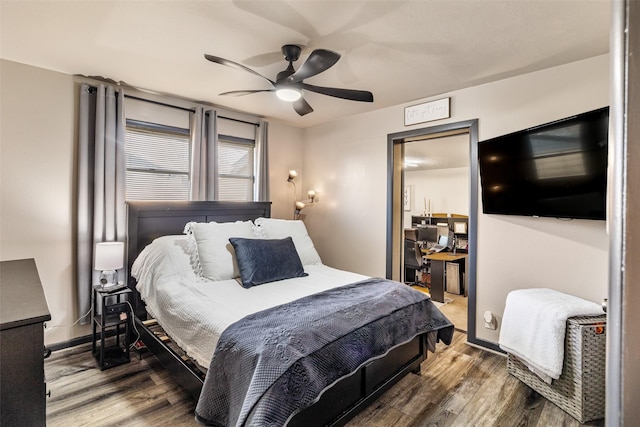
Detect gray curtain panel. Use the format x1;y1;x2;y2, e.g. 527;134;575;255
189;107;217;201
77;83;126;323
255;120;269;201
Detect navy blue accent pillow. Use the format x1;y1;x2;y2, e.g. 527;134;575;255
229;237;308;288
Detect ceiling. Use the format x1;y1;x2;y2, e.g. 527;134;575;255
0;1;610;128
405;133;469;171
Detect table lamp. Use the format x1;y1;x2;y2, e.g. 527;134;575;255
94;241;124;289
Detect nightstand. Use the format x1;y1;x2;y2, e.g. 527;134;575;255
92;286;131;370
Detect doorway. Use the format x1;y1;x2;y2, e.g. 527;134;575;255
386;120;479;338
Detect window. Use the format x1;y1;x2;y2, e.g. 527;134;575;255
217;135;255;201
125;120;190;200
123;96;263;202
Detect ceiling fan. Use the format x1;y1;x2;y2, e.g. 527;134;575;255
204;44;374;116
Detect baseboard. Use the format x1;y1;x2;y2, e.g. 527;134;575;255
46;328;124;352
466;336;504;354
47;334;93;352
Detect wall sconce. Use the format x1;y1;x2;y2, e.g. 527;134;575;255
294;201;306;219
288;169;301;219
287;170;319;219
307;190;317;203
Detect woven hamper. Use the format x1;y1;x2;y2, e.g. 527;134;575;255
507;315;606;423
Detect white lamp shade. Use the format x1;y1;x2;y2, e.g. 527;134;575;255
94;242;124;271
295;201;306;210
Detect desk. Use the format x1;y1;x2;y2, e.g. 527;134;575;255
422;251;468;303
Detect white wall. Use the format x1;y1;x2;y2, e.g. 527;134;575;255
303;54;610;344
0;59;303;345
0;60;82;344
266;121;304;220
403;166;469;226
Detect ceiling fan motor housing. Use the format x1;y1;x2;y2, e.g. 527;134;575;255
281;44;302;62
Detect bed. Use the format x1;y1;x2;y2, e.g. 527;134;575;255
126;201;454;426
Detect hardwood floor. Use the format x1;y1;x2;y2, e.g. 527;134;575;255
411;286;468;332
45;332;604;426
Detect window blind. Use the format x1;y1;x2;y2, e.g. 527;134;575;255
125;121;190;200
217;136;255;201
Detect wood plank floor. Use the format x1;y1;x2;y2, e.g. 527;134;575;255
438;293;467;332
45;332;604;426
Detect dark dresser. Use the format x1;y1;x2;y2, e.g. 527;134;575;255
0;258;51;426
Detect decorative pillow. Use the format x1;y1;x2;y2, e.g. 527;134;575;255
253;217;322;266
229;237;308;288
185;221;256;281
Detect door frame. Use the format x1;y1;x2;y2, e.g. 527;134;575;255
386;119;497;351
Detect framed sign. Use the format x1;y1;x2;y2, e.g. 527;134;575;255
404;97;450;126
454;221;468;234
404;186;412;211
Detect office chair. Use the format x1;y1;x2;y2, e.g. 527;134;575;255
404;239;427;286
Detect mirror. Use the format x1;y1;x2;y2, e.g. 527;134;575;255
387;120;480;343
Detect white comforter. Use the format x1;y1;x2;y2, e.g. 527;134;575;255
133;243;367;367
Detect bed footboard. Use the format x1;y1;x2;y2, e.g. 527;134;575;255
289;334;428;427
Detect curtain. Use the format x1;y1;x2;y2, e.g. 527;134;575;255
77;83;126;323
255;120;270;201
189;108;217;200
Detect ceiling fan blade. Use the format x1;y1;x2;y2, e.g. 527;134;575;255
204;54;275;85
293;97;314;116
301;83;374;102
219;89;274;97
287;49;341;84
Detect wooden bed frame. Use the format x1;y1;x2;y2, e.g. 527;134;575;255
126;201;431;426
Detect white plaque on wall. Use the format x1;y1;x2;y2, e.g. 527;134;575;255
404;97;450;126
404;185;412;211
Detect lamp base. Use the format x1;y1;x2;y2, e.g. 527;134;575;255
98;270;117;289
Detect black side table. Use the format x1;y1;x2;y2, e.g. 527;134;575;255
92;287;131;370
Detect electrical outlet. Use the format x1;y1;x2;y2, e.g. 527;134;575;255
483;310;497;330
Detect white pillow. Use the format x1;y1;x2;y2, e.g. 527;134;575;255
131;235;196;296
253;217;322;266
185;221;255;281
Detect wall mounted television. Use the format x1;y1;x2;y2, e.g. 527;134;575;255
478;107;609;220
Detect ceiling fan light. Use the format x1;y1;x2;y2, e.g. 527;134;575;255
276;88;302;102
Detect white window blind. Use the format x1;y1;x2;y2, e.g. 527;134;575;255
125;120;190;200
218;136;255;201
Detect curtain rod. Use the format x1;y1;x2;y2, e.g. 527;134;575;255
217;115;260;127
79;75;262;126
125;94;258;126
124;94;195;113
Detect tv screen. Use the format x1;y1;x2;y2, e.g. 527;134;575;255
478;107;609;220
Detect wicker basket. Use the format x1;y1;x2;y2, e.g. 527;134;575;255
507;315;606;423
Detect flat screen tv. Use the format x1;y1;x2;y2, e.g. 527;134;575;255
478;107;609;220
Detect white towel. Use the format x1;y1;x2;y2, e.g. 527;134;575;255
499;288;603;381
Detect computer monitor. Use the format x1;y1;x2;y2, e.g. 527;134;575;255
416;225;437;243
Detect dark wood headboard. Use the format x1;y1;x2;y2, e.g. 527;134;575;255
126;201;271;317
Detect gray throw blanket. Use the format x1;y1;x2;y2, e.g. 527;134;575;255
195;278;453;426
